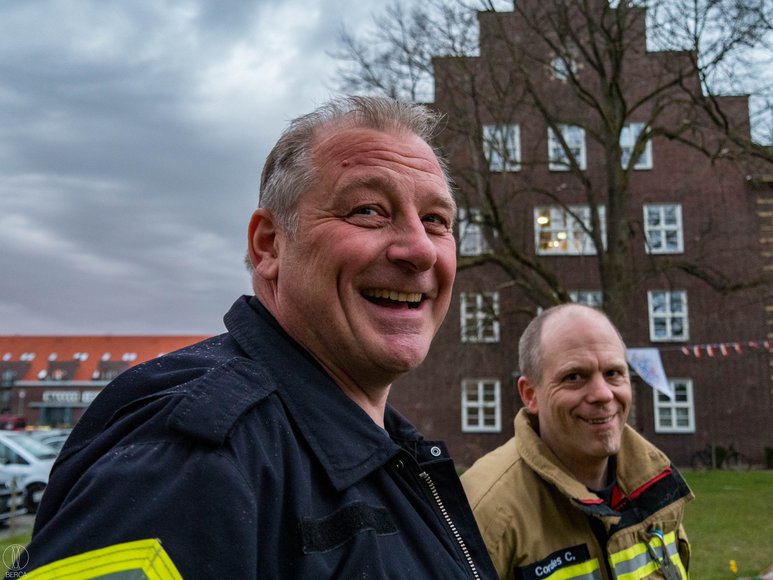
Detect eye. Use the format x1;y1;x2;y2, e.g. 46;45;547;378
605;369;627;382
345;204;389;227
422;213;452;232
352;206;380;216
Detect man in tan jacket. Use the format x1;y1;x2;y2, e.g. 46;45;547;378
462;304;692;580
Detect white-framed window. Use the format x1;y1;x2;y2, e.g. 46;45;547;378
461;378;501;432
482;124;521;172
654;378;695;433
570;290;603;308
648;290;689;342
460;292;500;343
550;55;578;81
620;122;653;170
535;205;605;255
458;207;491;256
644;204;683;254
548;125;587;171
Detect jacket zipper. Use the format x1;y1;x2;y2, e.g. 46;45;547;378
419;471;481;580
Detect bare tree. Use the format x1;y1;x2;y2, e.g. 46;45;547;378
332;0;773;331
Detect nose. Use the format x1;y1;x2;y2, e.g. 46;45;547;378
585;373;615;404
386;215;437;272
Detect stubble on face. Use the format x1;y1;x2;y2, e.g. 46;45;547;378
531;307;632;486
271;126;457;400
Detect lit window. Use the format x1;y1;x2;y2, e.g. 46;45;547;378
548;125;586;171
644;204;683;254
461;379;501;432
654;379;695;433
550;55;577;81
535;205;605;255
648;290;689;341
458;207;491;256
460;292;500;343
620;122;652;170
569;290;602;308
482;124;521;172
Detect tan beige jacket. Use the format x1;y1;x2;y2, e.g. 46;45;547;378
462;409;693;579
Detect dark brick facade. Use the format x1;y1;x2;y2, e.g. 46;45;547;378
390;3;772;468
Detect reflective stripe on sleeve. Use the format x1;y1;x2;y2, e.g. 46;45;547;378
23;538;182;580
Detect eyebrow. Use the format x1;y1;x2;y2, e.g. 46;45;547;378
557;359;628;377
336;175;457;215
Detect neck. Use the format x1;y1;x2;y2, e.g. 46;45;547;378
338;382;391;428
572;458;611;491
315;358;392;428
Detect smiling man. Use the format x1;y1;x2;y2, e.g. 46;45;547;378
17;96;496;579
462;304;693;580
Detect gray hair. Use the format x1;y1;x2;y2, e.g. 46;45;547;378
518;303;625;385
258;95;453;235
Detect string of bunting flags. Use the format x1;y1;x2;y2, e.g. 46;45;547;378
625;340;771;400
672;340;772;358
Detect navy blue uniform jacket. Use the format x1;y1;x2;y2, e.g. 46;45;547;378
22;296;497;579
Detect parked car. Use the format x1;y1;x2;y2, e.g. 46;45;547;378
28;429;72;453
0;432;57;513
0;478;27;524
35;434;69;453
0;415;26;431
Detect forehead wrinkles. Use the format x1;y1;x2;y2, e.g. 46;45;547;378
313;128;445;179
540;313;625;370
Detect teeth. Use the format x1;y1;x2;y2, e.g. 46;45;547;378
363;289;422;303
587;417;612;424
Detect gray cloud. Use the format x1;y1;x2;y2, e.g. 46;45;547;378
0;0;377;334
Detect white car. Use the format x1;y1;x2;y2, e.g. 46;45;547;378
0;478;27;523
0;432;57;513
28;429;72;453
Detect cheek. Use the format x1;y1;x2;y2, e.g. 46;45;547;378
438;241;457;279
615;387;633;407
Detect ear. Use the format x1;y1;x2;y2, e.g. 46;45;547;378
518;375;539;415
247;208;281;281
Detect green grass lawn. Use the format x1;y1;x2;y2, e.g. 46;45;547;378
683;469;773;579
1;470;771;578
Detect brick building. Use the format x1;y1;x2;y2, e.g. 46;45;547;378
390;1;773;468
2;3;770;471
0;336;207;427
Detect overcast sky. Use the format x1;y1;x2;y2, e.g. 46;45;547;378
0;0;382;335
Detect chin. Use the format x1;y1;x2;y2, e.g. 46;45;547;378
382;340;430;369
599;439;622;457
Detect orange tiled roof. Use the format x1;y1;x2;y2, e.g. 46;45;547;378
0;335;210;382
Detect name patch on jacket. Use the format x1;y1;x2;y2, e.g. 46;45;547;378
515;544;592;580
301;501;398;553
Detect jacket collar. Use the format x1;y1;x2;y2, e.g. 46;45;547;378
514;408;686;513
514;409;596;502
224;296;412;491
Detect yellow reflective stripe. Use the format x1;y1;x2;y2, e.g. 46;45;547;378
609;539;649;568
672;551;688;580
615;560;660;580
24;538;182;580
539;558;602;580
610;531;687;580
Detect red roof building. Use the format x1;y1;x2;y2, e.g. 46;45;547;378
0;336;208;427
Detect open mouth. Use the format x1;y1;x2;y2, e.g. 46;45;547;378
582;416;614;425
362;289;423;309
